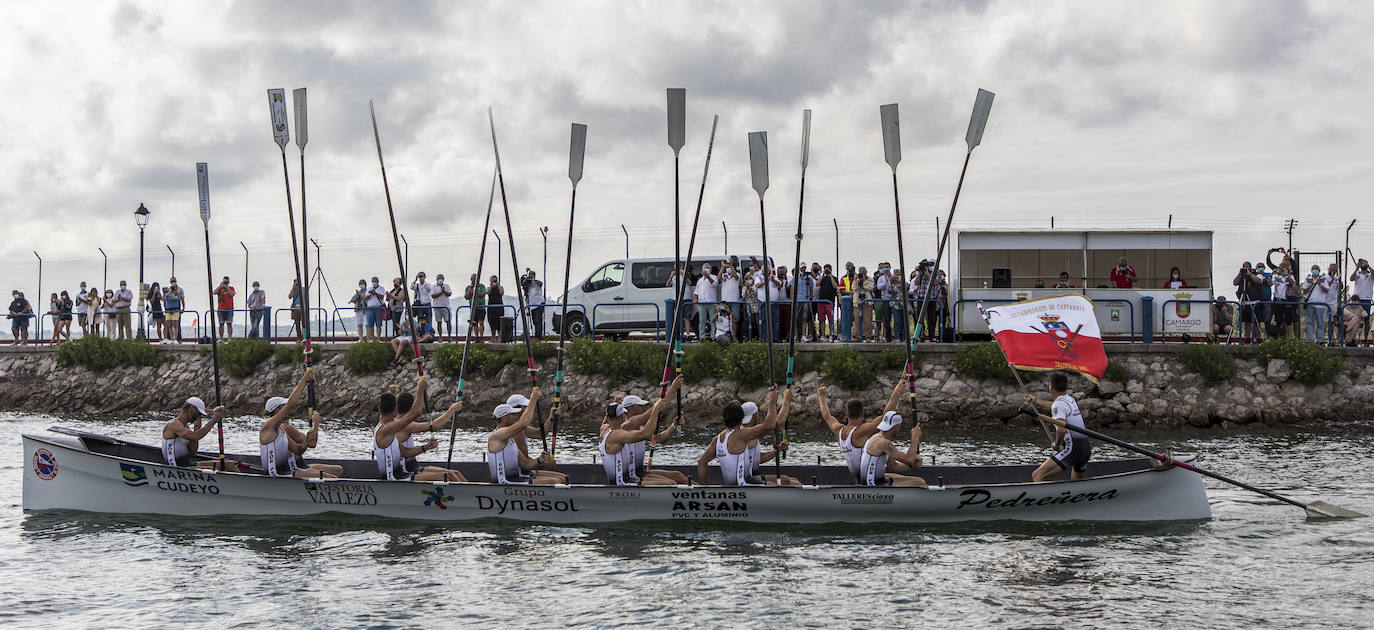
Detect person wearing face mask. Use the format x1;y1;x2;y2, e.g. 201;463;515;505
1109;257;1136;289
8;290;32;345
288;278;304;341
431;273;452;341
366;276;387;339
164;277;184;344
839;262;856;342
386;277;405;337
464;273;487;341
349;279;368;339
56;290;73;343
1232;262;1264;344
741;258;759;341
1303;265;1331;344
1270;263;1296;338
1324;263;1342;344
1352;259;1373;344
247;281;268;340
1163;266;1187;289
486;275;505;342
411;271;432;328
853;265;874;341
113;280;135;340
75;282;91;336
214;276;236;340
102;289;117;338
145;282;163;342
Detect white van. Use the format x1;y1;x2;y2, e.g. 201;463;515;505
553;255;772;337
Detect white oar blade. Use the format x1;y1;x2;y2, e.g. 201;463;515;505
965;88;995;152
293;88;308;150
196;163;211;224
1306;501;1367;519
268;88;289;149
569;123;587;187
748;131;769;199
879;103;900;172
667;88;686;155
800;109;812;170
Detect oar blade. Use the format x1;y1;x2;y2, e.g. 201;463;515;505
569;123;587;187
293;88;308;150
195;163;211;224
1305;501;1367;519
667;88;686;155
965;88;995;152
879;103;900;172
748;131;769;199
800;109;812;170
268;88;289;149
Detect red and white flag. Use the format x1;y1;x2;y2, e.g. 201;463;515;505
983;294;1108;383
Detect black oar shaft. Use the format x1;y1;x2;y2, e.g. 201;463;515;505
553;187;577;456
888;172;917;412
298;150;316;413
446;170;498;469
202;221;224;466
368;105;425;387
758;195;780;478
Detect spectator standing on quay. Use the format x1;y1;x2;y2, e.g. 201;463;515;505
741;258;759;341
1271;263;1296;339
164;278;185;344
1110;257;1137;288
712;303;734;346
719;258;742;339
525;271;545;338
1325;263;1342;344
853;266;874;341
411;272;433;325
366;277;387;339
432;273;453;341
387;278;405;337
1233;262;1264;344
874;266;892;341
75;282;91;337
146;282;164;341
486;275;504;342
693;263;718;342
1303;264;1331;345
8;290;32;345
114;280;134;340
349;280;368;339
102;289;117;338
1352;259;1373;343
247;281;268;340
46;293;61;343
790;264;815;342
839;262;856;342
753;261;781;342
1255;262;1273;335
774;266;791;343
56;290;73;343
289;278;304;341
818;264;838;342
215;276;236;340
465;273;487;341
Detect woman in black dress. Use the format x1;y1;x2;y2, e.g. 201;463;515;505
486;275;504;342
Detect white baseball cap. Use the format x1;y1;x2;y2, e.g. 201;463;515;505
265;396;289;414
617;395;648;416
493;404;519;419
878;411;903;432
185;397;208;416
740;401;758;425
506;394;530;408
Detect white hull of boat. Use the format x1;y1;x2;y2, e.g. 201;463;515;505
22;433;1212;524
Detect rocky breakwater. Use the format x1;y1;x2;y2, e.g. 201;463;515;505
0;344;1371;431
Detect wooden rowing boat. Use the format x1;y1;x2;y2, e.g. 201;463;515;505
22;427;1211;524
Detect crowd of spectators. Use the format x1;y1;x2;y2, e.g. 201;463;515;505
1209;251;1372;346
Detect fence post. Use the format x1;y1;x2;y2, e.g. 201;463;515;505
1141;295;1154;344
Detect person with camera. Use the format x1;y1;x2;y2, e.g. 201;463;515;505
1270;263;1297;339
874;264;892;341
247;281;268;340
1302;264;1332;344
486;275;505;342
719;258;742;338
1351;258;1373;344
411;271;433;328
1110;257;1137;288
741;258;760;341
521;269;545;338
1210;296;1235;343
1232;262;1265;344
1324;263;1343;344
853;265;874;341
839;262;856;342
817;263;838;342
214;276;236;340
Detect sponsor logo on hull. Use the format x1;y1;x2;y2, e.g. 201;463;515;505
423;488;454;509
121;463;148;486
670;489;748;519
307;482;377;506
33;449;57;480
831;491;894;505
122;466;221;495
955;488;1119;510
474;495;579;514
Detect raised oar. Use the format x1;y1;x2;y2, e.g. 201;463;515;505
445;169;498;469
783;110;812;458
488;107;548;459
295;89;322;428
368;101;427;390
913;89;994;344
650;114;720;472
552;123;587;459
195;162;225;470
1029;411;1365;519
749;130;781;478
268;88;319;426
879;104;918;418
666;88;686;433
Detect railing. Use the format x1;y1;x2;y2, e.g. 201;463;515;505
269;307;330;341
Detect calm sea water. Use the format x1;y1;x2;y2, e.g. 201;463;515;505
3;412;1372;629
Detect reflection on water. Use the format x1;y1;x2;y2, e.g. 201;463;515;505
3;413;1373;627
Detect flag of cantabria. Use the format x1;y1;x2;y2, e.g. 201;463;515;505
984;294;1108;383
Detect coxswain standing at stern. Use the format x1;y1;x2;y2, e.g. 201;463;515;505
1025;372;1093;482
258;371;343;478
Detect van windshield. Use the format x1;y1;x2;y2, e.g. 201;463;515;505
584;262;624;293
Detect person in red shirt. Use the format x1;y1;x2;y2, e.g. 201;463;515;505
214;276;236;340
1109;257;1137;288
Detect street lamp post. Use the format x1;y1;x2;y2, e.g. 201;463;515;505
166;245;175;278
34;251;42;343
135;203;150;339
540;226;548;284
98;247;108;298
621;224;629;258
400;234;409;282
240;241;249;339
311;239;322;339
722;221;728;260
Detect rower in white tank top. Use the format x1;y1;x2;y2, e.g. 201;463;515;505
838;426;863;482
859;434;890;486
739;402;766;485
600;429;629;486
373;423;409;480
161;434;192;468
489;439;530;485
261;428;300;478
716;429;763;487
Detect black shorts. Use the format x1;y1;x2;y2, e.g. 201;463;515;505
1051;436;1092;473
471;307;486;322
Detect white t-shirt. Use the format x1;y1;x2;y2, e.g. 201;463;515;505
719;269;741;304
694;274;718;303
753;271;778;302
1353;270;1374;302
527;280;544;306
1324;275;1340;307
1271;274;1292;300
412;280;433;305
1052;394;1085;429
1305;275;1328;304
75;290;90;314
713;312;733;338
432;282;451;308
366;285;387;308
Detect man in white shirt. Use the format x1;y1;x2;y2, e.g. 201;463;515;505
1303;265;1330;344
113;281;134;340
1325;263;1342;344
524;271;545;338
712;304;733;346
1351;259;1373;343
366;276;388;340
411;272;433;328
431;273;453;341
719;258;741;335
1026;372;1092;482
693;263;718;342
754;264;782;342
75;281;91;336
247;282;269;339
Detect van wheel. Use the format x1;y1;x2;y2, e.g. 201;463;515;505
564;315;589;338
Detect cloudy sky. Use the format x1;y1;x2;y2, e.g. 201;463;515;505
3;1;1372;313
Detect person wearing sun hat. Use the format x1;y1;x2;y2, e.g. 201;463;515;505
503;392;559;472
858;411;925;487
486;388;565;485
738;400;801;486
160;396;227;469
608;376;688;485
257;370;342;478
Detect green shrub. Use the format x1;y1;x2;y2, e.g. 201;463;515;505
720;342;787;389
119;341;165;367
56;337;170;371
954;342;1018;383
823;348;876;390
682;342;723;381
1257;338;1343;385
344;340;393;375
219;338;273;378
1103;361;1129;383
874;349;911;372
1176;344;1235;385
274;342;304;366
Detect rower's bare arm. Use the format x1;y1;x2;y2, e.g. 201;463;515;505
398;377;429;423
497;387;542;442
275;370;316;425
696;444;716;484
895;425;923;468
654;418;677;444
629;401;664;442
817;386;844;434
776;387;793;428
664;374;684;398
883;381;903;414
400;438;438;459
